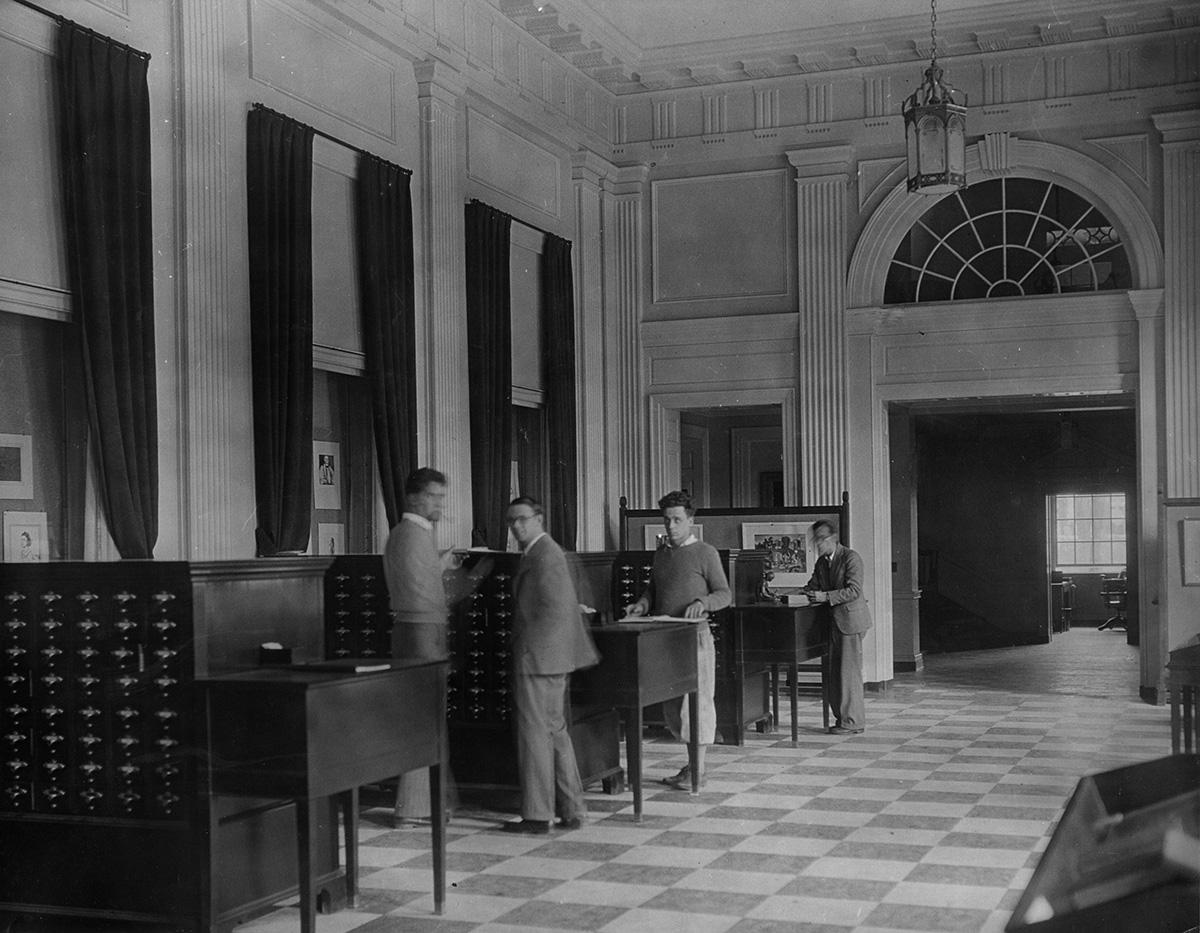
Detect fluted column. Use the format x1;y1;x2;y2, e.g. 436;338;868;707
415;59;471;548
787;146;853;506
572;150;615;550
1152;109;1200;499
178;0;240;558
603;165;650;538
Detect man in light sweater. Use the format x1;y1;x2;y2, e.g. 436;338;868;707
624;490;731;789
384;467;458;824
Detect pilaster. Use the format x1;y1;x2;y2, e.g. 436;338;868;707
415;59;471;549
178;0;239;559
603;164;650;537
786;145;853;507
1151;109;1200;499
572;150;614;550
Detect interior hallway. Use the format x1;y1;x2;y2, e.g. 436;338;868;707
222;627;1166;933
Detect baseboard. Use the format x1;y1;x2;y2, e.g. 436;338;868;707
1140;685;1161;705
865;679;893;694
893;654;924;673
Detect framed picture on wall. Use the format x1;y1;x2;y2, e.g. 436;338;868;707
740;521;814;587
644;524;703;551
312;441;341;511
316;522;345;556
0;434;33;500
4;511;48;562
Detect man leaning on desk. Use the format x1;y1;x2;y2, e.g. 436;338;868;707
624;490;731;790
803;520;872;736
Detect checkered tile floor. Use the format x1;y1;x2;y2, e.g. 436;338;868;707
236;628;1172;933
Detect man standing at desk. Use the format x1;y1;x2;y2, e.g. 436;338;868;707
803;520;872;735
504;496;599;834
384;467;457;825
624;490;730;790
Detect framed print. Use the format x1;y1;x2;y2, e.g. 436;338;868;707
317;522;345;556
643;524;703;550
740;521;814;586
0;434;33;500
4;511;48;562
312;441;341;511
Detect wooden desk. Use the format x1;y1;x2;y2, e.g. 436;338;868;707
731;604;830;742
1167;644;1200;754
200;660;449;933
572;622;699;820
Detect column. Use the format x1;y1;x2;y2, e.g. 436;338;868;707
1152;109;1200;499
786;145;854;506
572;150;615;551
602;165;650;541
178;0;240;559
414;59;471;549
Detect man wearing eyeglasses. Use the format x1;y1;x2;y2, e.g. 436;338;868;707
803;520;872;735
501;496;599;834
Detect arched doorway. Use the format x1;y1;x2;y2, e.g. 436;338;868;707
845;136;1165;695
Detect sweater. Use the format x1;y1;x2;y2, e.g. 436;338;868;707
383;514;447;625
639;540;732;617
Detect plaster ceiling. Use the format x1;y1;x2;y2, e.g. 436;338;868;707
495;0;1192;93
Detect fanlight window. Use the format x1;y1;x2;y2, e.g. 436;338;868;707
885;178;1132;304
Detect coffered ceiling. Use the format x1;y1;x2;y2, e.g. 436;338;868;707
493;0;1195;93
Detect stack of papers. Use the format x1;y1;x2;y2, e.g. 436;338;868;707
617;614;700;623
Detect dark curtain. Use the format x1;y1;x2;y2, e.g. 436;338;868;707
356;155;417;528
465;201;513;549
247;106;314;556
57;24;158;559
541;234;578;549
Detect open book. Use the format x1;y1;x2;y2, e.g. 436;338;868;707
293;659;393;674
616;614;702;623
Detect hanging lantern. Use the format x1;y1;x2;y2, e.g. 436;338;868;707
902;0;967;194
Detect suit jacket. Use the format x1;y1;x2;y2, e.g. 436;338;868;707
512;534;600;675
807;544;873;635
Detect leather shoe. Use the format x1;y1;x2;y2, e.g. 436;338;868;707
660;766;705;790
501;819;549;834
556;817;583;830
828;725;863;735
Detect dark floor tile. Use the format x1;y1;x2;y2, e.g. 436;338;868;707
577;861;695;886
825;840;933;862
864;902;994;932
867;813;962;832
758;821;857;841
939;831;1043;850
401;850;510;873
447;872;563;899
898;790;983;805
706;850;817;875
363;829;436;848
493;900;625;930
728;919;858;933
640;887;768;916
353;888;435;912
967;804;1057;821
704;804;797;821
903;862;1019;887
834;776;919;790
649;829;749;850
800;796;891;813
528;839;635;861
776;874;896;901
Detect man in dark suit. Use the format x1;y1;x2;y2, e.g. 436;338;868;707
804;519;873;735
502;496;599;834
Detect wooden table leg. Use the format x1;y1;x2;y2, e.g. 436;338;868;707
770;664;780;732
429;762;445;914
339;787;359;908
688;689;700;796
626;707;644;822
789;662;799;744
821;646;831;733
296;797;317;933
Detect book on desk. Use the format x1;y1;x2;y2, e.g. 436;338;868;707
292;658;395;673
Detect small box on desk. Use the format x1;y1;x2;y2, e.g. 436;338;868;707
258;643;293;666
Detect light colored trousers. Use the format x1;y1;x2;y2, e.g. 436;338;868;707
663;620;717;745
831;628;866;730
513;672;587;822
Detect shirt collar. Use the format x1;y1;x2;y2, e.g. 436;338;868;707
401;512;434;531
668;534;699;548
522;531;548;553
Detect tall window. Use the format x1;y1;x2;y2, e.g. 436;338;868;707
1053;493;1126;571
